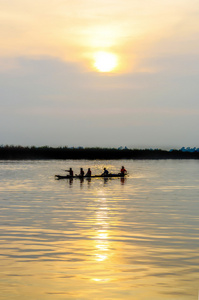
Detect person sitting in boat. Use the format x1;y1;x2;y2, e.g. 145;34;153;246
79;168;84;177
65;167;74;177
85;168;91;177
120;166;127;176
101;168;109;176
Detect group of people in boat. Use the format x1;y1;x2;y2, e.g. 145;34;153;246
65;166;127;177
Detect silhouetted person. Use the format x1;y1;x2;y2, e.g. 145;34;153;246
65;167;73;177
86;168;91;177
79;168;84;177
120;166;127;176
101;167;109;176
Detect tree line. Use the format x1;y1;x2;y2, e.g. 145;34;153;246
0;145;199;159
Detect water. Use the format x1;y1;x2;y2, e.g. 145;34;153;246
0;159;199;300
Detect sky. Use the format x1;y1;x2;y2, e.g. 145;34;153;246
0;0;199;149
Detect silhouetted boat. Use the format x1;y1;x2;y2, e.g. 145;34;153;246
55;173;127;180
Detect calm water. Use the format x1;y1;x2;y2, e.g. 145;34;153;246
0;159;199;300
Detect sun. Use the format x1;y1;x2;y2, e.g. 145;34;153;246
94;51;118;72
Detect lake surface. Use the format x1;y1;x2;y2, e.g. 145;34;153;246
0;159;199;300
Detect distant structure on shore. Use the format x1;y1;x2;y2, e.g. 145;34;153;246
169;147;199;153
180;147;199;152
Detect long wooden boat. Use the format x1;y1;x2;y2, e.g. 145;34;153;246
55;173;126;180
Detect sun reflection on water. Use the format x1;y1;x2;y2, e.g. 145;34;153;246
92;278;111;283
90;193;114;284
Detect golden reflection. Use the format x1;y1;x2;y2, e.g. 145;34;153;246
79;177;84;188
63;177;126;189
92;278;110;283
93;196;111;267
94;229;109;262
121;177;126;185
95;253;108;262
69;178;73;187
97;231;108;239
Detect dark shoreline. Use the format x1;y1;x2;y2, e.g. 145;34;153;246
1;146;199;160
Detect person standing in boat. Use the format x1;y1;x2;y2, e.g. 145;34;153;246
120;166;127;176
79;168;84;177
86;168;91;177
65;167;74;177
101;167;109;176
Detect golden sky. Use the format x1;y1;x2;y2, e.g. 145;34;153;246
1;0;198;73
0;0;199;148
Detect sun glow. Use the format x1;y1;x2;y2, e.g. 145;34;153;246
94;51;118;72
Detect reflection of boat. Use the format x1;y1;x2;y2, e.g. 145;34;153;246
55;173;127;180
